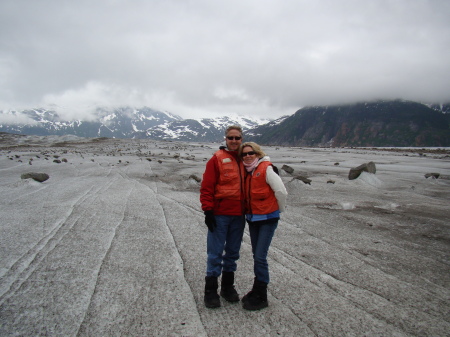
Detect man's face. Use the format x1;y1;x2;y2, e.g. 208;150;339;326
225;129;242;151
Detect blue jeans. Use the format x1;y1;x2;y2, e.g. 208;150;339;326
206;215;245;277
248;219;278;284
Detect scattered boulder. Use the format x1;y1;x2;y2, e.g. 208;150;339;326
282;164;294;174
366;161;376;173
348;161;376;180
293;175;311;185
425;173;440;179
21;172;50;183
189;174;202;183
327;180;335;184
53;159;61;163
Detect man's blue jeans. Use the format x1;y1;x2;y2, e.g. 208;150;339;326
248;219;278;284
206;215;245;277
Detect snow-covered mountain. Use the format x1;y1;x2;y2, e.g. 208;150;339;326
2;100;448;146
0;107;270;142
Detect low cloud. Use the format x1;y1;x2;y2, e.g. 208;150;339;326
0;111;37;125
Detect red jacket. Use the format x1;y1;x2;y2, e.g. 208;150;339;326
244;161;279;215
200;148;245;215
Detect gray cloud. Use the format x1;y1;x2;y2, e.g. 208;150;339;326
1;0;449;121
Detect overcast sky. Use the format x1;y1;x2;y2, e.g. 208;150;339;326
1;0;449;121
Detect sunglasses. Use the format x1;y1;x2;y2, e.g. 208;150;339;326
226;136;242;140
241;151;256;157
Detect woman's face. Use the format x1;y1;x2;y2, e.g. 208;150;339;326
241;146;257;164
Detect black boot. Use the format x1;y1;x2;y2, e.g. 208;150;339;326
241;277;257;304
242;278;268;310
204;276;221;308
220;271;240;302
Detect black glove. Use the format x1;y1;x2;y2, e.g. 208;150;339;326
204;210;217;232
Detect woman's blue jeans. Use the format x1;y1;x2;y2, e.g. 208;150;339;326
206;215;245;277
248;219;278;284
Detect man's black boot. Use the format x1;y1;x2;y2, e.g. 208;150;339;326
220;271;240;302
204;276;221;308
242;278;268;310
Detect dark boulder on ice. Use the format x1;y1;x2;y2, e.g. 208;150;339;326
425;173;440;179
21;172;50;182
189;174;202;183
293;175;312;185
348;161;376;180
282;164;294;174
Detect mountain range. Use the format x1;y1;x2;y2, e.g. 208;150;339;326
1;100;449;147
0;106;268;142
248;100;450;147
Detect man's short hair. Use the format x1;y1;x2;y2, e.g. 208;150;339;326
225;125;243;137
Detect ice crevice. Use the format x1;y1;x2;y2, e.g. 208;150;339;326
266;218;450;335
0;181;108;304
75;171;206;336
75;180;135;336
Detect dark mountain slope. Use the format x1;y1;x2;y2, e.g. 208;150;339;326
248;100;450;147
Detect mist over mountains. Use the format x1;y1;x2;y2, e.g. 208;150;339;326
0;100;449;147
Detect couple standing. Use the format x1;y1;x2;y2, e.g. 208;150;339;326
200;125;288;310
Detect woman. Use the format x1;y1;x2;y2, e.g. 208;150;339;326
239;142;287;310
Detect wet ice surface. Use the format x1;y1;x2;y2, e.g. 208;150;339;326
0;135;449;336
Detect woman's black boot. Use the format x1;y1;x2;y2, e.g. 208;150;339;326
242;278;268;310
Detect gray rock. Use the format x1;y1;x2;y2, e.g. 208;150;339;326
293;175;311;185
282;164;294;174
21;172;50;182
348;161;376;180
189;174;202;183
425;173;440;179
366;161;376;174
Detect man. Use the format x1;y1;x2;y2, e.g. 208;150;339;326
200;125;246;308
